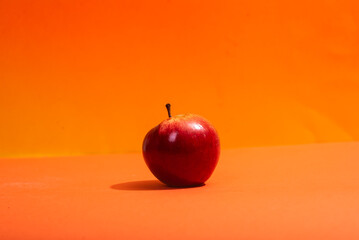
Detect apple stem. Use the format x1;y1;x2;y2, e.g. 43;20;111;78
165;103;172;118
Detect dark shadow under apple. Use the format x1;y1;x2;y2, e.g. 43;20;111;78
110;180;205;191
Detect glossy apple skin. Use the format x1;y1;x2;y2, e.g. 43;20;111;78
142;114;220;187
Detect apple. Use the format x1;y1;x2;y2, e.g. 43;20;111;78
142;104;220;187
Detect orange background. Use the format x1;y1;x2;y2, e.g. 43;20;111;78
1;142;359;239
1;0;359;158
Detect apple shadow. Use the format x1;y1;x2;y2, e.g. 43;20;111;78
110;180;205;191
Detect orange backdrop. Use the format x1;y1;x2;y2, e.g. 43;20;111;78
1;0;358;158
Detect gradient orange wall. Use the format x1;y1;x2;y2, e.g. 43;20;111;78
1;0;358;158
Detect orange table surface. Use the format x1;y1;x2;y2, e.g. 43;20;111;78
1;142;359;240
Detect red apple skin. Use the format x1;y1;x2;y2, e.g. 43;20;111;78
142;114;220;187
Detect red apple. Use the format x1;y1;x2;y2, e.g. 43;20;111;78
142;104;220;187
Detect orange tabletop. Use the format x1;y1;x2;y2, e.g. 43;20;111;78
1;142;359;240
